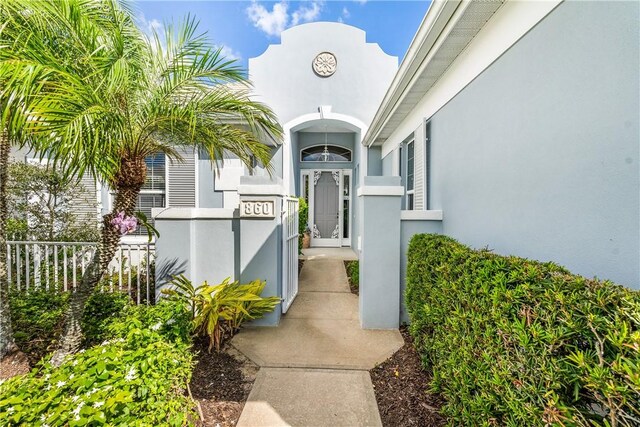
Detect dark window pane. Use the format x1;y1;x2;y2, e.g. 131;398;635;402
407;142;414;191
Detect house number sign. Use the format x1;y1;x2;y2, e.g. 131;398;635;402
240;200;275;218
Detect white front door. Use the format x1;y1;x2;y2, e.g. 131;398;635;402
304;170;352;248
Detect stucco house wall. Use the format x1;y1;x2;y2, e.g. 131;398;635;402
381;0;640;288
249;22;397;128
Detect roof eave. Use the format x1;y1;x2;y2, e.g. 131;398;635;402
362;0;461;147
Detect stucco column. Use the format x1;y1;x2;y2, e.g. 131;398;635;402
237;176;286;326
358;176;403;329
153;208;237;302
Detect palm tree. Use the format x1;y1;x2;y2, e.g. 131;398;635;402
1;0;281;364
0;130;18;360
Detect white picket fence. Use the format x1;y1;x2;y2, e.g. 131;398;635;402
6;241;156;304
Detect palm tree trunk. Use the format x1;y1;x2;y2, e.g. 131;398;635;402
0;130;17;360
51;158;145;366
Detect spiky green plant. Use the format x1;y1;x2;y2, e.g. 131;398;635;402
163;275;280;352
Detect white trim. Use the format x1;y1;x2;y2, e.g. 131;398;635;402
164;153;170;207
364;0;459;147
194;149;200;208
357;186;404;197
152;208;236;220
95;180;103;220
312;238;341;248
400;210;443;221
379;0;562;157
237;184;285;196
283;111;368;199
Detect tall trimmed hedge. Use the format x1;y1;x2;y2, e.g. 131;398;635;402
406;234;640;426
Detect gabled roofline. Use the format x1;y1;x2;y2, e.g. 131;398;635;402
362;0;460;147
363;0;505;147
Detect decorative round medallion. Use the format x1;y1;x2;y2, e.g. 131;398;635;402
312;52;337;77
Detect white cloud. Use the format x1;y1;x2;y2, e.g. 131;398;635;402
355;0;367;4
342;7;350;19
137;13;163;37
217;44;242;62
291;1;323;26
246;1;325;37
246;1;289;37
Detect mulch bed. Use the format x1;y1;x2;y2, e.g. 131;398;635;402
189;337;258;427
370;327;446;427
0;350;31;380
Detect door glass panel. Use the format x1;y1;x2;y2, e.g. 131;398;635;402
342;175;349;239
313;172;340;239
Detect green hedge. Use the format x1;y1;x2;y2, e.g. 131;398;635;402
0;300;194;426
406;234;640;426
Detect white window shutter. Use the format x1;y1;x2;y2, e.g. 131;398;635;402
413;122;425;210
167;149;196;207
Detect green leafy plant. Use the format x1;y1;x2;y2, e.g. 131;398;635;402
163;275;280;352
9;290;130;364
344;260;359;293
8;290;68;364
298;197;309;253
406;234;640;426
81;292;131;347
0;300;194;426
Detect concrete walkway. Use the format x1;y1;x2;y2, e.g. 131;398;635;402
233;250;403;427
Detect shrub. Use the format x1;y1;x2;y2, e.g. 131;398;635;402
7;161;100;242
406;234;640;426
9;290;130;364
344;260;359;292
9;290;69;364
298;197;309;252
0;301;194;426
163;275;281;351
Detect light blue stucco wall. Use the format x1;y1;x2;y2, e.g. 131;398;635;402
368;146;382;176
154;215;238;295
197;150;224;208
381;153;393;177
359;176;402;328
421;1;639;287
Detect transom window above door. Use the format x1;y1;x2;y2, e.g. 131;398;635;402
301;145;352;162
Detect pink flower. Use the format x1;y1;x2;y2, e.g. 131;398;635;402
110;211;138;235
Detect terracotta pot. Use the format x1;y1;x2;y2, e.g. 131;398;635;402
302;233;311;249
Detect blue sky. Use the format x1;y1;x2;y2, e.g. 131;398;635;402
133;1;431;70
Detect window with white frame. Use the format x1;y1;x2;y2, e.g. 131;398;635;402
134;153;166;235
398;134;415;210
425;119;431;210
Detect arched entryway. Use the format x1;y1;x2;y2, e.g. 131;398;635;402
283;112;367;248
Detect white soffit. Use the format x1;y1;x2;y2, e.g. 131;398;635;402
364;0;506;146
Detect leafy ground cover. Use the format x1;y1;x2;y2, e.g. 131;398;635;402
8;290;129;366
0;301;194;425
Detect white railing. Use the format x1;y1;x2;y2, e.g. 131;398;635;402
281;197;299;313
6;241;156;304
